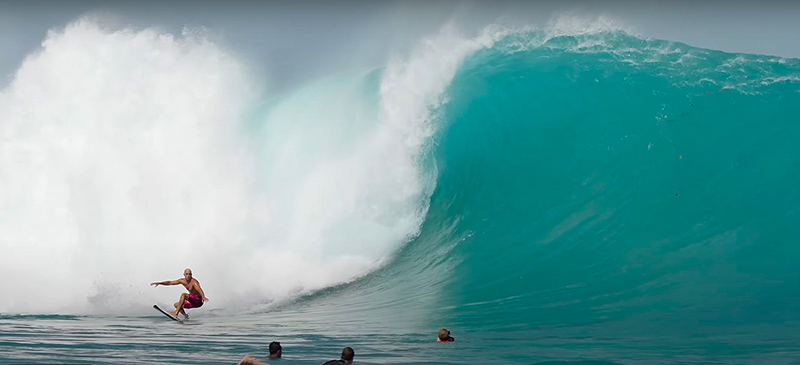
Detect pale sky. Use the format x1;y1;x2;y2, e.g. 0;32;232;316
2;0;799;90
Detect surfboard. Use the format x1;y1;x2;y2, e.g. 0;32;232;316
153;304;181;321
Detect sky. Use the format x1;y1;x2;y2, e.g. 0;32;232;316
1;0;799;90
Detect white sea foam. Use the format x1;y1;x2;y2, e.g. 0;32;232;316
0;18;496;314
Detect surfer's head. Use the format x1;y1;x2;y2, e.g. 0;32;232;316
268;341;282;358
184;268;192;281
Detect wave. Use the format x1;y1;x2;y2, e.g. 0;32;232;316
3;20;800;361
333;25;800;358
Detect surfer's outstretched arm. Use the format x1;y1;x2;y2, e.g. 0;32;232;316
150;279;182;287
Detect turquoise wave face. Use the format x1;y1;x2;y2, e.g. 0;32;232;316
352;31;800;360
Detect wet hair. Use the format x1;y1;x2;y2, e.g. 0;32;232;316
341;347;354;361
269;341;281;355
438;328;450;341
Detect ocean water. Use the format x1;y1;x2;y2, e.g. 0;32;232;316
2;20;800;365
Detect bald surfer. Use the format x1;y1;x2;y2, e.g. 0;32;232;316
151;268;208;318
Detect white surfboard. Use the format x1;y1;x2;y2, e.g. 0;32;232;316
153;304;181;321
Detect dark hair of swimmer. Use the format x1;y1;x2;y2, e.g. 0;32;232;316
269;341;282;357
341;347;355;361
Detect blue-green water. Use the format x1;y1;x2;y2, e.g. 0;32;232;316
2;29;800;364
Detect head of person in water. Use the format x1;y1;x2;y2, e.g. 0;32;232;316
268;341;282;358
341;347;355;364
438;328;455;342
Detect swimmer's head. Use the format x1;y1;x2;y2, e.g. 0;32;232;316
341;347;355;364
438;328;450;341
269;341;282;357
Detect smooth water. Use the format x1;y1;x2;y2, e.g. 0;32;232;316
2;22;800;365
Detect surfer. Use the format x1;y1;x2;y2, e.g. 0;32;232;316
151;268;208;318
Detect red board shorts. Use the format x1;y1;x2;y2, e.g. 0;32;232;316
184;294;203;309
